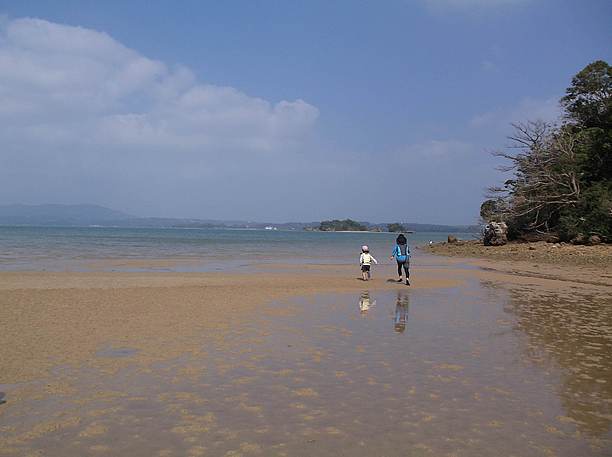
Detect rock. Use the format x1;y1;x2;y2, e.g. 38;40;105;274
528;246;536;250
571;233;587;245
588;235;602;245
448;235;458;244
483;222;508;246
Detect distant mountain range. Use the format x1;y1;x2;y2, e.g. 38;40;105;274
0;204;479;233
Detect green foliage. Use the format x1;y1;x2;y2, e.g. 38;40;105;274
480;199;505;222
558;181;612;239
562;60;612;185
487;60;612;241
561;60;611;129
319;219;368;231
387;223;406;232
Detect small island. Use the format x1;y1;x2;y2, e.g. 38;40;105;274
317;219;370;232
307;219;414;232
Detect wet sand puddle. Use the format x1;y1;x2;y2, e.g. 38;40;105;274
0;279;610;456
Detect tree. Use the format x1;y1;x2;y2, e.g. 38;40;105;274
480;199;505;222
562;60;611;129
485;60;612;241
387;223;405;232
319;219;368;231
561;60;611;183
488;121;581;233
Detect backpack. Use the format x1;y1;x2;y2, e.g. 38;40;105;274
396;244;409;262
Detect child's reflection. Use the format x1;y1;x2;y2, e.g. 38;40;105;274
394;291;409;333
359;291;376;315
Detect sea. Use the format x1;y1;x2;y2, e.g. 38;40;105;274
0;226;476;272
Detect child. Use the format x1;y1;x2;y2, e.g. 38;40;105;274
390;234;410;285
359;245;378;281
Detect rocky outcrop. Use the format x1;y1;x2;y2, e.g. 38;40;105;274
447;235;458;243
483;222;508;246
588;235;602;245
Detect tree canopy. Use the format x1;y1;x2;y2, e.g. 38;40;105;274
485;60;611;242
387;223;406;232
318;219;368;231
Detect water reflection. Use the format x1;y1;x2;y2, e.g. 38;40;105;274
394;291;409;333
358;290;376;314
501;285;612;437
2;284;611;456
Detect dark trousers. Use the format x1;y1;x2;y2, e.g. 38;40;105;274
397;260;410;278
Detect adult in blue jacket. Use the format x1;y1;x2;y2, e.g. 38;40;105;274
390;233;410;285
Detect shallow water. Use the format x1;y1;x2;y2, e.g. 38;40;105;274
0;278;610;456
0;226;473;271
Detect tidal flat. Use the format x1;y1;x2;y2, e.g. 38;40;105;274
0;258;610;456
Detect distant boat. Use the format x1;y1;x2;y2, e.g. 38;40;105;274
264;226;278;231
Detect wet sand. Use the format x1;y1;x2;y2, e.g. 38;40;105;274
1;257;611;456
0;266;462;384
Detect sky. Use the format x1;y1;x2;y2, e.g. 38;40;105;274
0;0;610;224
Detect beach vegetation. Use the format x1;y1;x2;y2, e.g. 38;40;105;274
486;60;611;242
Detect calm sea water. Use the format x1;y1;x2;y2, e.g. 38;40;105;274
0;226;476;271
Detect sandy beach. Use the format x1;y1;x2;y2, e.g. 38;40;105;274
1;253;611;456
1;4;609;455
1;264;464;385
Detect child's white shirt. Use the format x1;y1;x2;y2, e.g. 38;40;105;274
360;253;378;265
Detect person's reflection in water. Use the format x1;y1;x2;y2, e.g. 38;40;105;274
394;291;409;333
359;291;376;315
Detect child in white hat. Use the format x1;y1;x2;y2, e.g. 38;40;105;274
359;245;378;281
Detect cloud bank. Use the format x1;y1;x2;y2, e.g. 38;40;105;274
0;16;493;224
0;18;318;152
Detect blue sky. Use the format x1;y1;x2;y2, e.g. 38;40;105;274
1;0;610;223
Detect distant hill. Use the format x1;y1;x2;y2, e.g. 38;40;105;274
0;204;133;226
0;204;279;228
0;204;479;232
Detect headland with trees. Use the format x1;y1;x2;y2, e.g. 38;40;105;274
431;60;611;268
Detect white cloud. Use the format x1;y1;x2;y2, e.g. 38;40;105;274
470;97;561;129
0;17;318;152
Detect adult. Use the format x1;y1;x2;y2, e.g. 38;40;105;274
390;234;410;285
